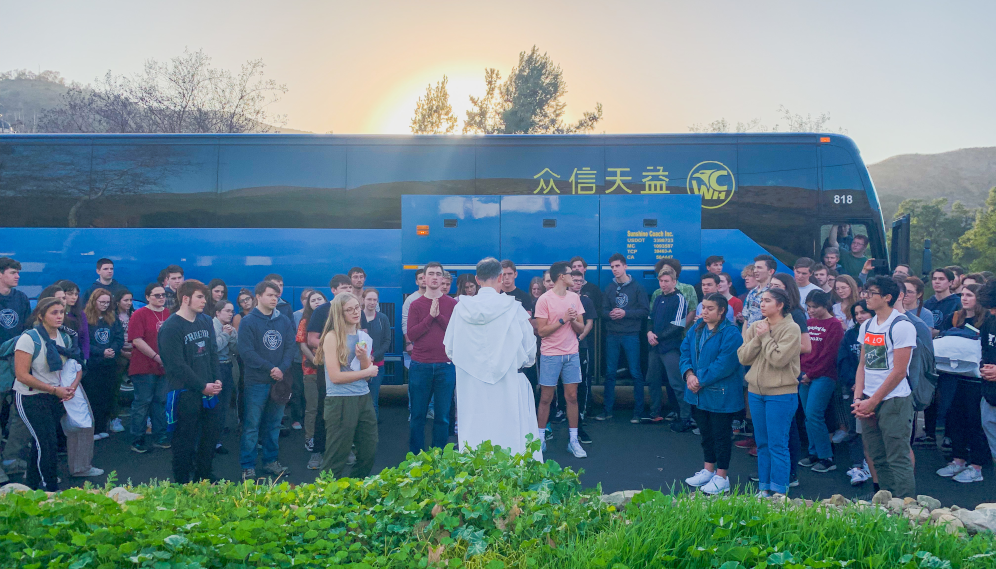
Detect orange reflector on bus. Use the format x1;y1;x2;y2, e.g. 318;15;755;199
819;137;830;143
416;225;429;236
403;265;419;270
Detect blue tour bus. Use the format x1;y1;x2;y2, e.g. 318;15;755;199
0;133;889;383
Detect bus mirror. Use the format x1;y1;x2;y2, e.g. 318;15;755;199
922;238;932;278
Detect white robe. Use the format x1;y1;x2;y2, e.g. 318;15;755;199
443;287;542;461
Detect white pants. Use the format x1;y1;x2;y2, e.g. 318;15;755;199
982;399;996;460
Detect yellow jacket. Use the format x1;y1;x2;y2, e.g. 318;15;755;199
738;316;801;396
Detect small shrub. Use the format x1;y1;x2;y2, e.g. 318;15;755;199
0;440;611;568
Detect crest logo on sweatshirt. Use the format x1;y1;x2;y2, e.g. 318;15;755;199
615;293;629;309
263;330;283;351
0;309;17;329
95;328;110;344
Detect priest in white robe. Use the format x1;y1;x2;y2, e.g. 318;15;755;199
443;257;543;461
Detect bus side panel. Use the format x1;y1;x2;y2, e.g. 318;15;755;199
700;229;793;293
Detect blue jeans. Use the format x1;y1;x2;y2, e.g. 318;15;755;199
408;361;455;454
799;376;836;460
217;362;234;433
603;334;644;416
130;374;167;444
748;392;798;494
239;382;286;469
370;365;384;420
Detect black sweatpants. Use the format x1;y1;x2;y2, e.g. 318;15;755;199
692;406;735;470
81;360;117;434
16;392;63;491
947;380;991;467
171;389;221;483
313;364;328;454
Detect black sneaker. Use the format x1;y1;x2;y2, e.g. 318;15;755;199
578;427;592;444
942;437;952;450
749;473;760;482
664;411;679;422
153;438;171;449
670;419;695;433
797;455;817;468
131;441;150;454
214;444;229;455
552;410;567;424
913;435;936;447
811;458;836;473
789;474;800;487
304;437;314;452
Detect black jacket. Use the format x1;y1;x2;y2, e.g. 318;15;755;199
0;288;31;346
237;307;297;385
361;311;392;363
602;276;650;335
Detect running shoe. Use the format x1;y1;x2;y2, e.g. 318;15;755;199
567;439;587;458
685;469;716;487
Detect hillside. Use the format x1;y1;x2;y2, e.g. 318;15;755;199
868;147;996;220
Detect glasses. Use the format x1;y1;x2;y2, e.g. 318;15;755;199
149;293;166;298
96;300;111;306
866;290;883;297
343;306;361;313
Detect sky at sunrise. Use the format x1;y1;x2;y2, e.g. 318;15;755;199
2;0;994;163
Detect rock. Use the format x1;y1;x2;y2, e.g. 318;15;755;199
791;498;805;507
872;490;893;505
905;506;930;523
930;508;952;522
953;508;996;535
0;483;33;496
933;514;964;534
600;490;640;507
887;498;906;513
917;495;942;511
976;503;996;511
856;500;871;507
106;487;143;504
903;497;916;507
827;494;849;507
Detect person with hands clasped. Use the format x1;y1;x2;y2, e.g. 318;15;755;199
237;280;297;480
157;280;224;484
737;287;802;497
680;293;745;495
851;276;917;498
314;293;379;478
13;297;87;490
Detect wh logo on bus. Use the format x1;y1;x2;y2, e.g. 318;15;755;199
686;161;735;209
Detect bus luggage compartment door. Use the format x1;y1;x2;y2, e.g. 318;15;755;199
401;195;501;283
499;195;600;286
598;194;702;294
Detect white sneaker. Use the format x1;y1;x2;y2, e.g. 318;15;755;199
567;439;587;458
110;418;125;433
850;467;870;486
953;467;983;483
685;468;716;487
831;429;848;444
701;475;730;495
98;432;110;440
72;467;104;477
936;461;967;477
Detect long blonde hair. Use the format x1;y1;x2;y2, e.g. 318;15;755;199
313;292;358;370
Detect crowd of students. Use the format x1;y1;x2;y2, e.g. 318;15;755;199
2;243;996;499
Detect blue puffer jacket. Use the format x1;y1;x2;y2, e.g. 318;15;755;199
679;318;745;413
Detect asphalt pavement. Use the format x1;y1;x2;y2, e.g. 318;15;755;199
18;395;995;509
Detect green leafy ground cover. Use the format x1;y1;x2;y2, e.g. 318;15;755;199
1;439;994;569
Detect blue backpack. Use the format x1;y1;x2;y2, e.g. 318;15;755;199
887;313;938;411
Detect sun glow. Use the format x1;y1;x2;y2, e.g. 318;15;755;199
370;66;484;134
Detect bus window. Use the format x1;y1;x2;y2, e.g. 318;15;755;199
821;145;869;214
0;142;92;228
820;222;876;279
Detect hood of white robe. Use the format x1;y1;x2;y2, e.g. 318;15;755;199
444;288;534;385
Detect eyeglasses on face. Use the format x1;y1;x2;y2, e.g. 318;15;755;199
343;306;361;313
149;293;166;298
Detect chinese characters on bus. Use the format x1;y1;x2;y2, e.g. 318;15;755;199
533;167;670;195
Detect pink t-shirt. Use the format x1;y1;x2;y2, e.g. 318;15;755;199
534;290;585;356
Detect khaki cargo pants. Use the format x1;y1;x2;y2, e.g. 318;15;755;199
860;394;916;498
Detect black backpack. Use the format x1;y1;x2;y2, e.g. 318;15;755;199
885;313;937;411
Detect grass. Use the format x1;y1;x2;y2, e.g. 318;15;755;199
541;489;996;569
